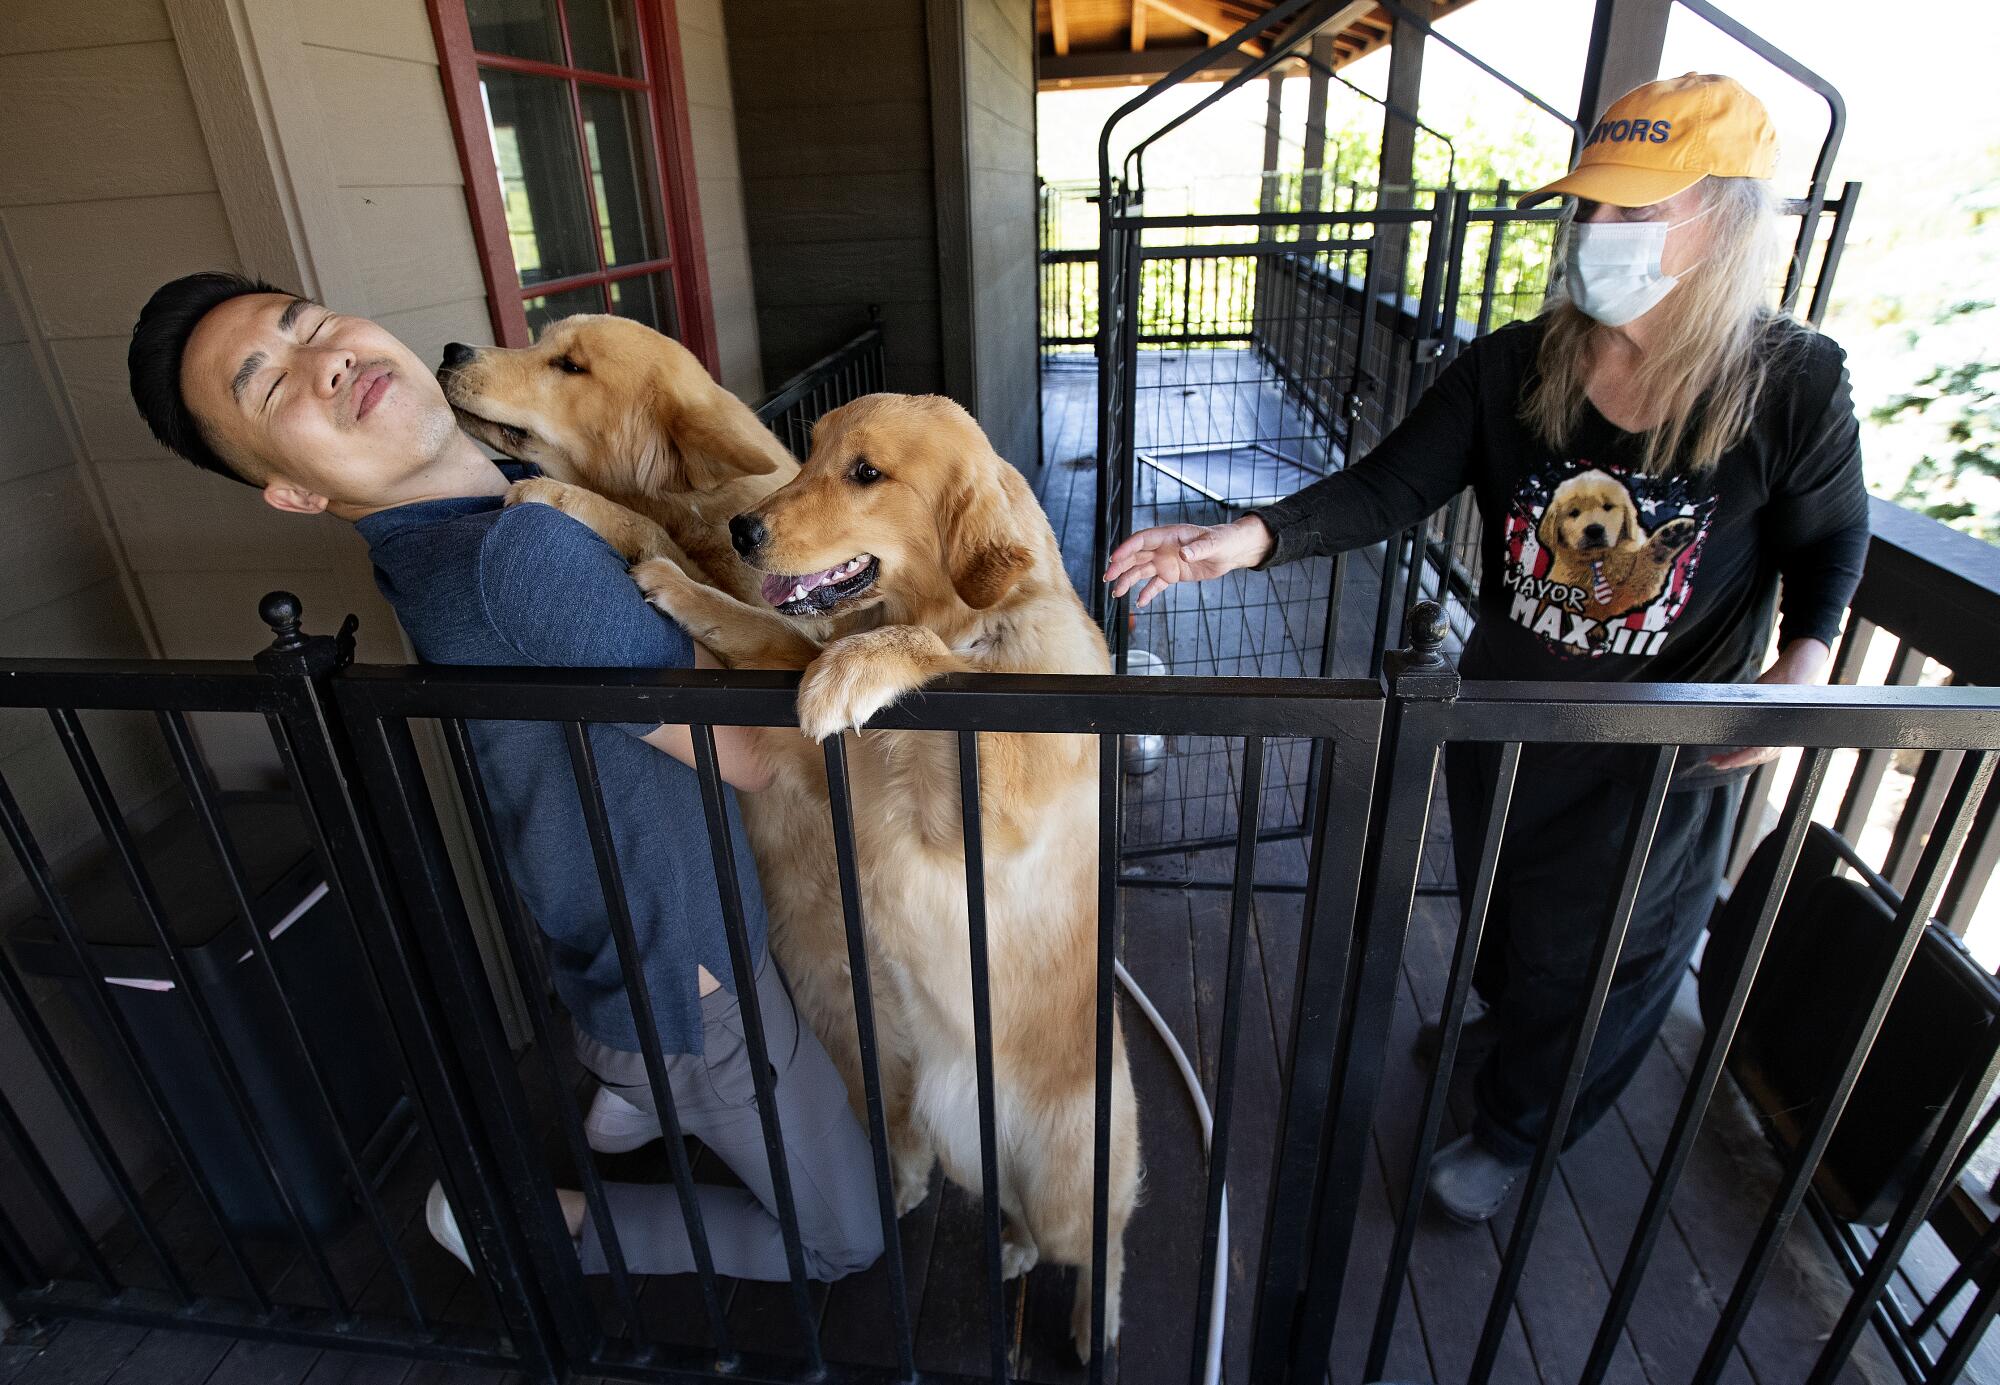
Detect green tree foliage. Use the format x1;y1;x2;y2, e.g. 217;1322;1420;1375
1874;300;2000;540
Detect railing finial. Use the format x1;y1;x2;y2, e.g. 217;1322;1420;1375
1405;599;1448;669
260;591;306;653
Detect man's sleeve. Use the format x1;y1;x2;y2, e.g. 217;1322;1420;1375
1248;329;1488;568
476;502;694;701
1764;344;1871;650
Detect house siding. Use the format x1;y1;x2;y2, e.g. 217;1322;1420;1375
725;0;943;394
962;0;1038;477
677;0;764;400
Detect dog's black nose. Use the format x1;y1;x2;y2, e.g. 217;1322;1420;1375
730;513;767;557
441;342;476;369
1582;523;1608;548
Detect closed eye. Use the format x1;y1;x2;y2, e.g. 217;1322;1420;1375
553;354;587;375
264;372;284;413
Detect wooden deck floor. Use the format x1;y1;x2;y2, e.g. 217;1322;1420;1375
5;354;1994;1385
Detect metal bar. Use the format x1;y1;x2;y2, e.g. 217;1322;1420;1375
688;725;823;1372
955;730;1010;1384
439;717;637;1338
561;721;735;1364
1886;745;1963;893
0;1081;115;1294
0;757;269;1312
1467;744;1680;1385
1282;697;1447;1382
1579;747;1832;1385
1806;1032;2000;1383
1932;1270;2000;1383
1691;751;1998;1385
1941;765;2000;933
1187;735;1264;1385
1476;183;1509;338
1806;183;1861;328
320;711;578;1373
1090;735;1120;1381
1365;740;1522;1381
158;708;422;1325
0;918;188;1304
0;1200;41;1292
822;736;918;1383
1906;1203;2000;1340
1835;637;1927;841
50;707;352;1321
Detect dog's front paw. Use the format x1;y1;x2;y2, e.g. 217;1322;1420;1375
795;629;941;742
1648;516;1698;556
630;556;693;610
505;477;584;512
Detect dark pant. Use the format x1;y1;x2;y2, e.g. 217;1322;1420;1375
572;956;884;1282
1445;742;1744;1165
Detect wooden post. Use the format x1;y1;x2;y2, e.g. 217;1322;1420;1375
1299;34;1333;222
1259;70;1284;215
1375;0;1431;299
1576;0;1671;146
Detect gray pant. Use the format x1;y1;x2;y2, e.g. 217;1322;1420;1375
572;956;884;1282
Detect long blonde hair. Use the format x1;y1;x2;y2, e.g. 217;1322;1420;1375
1522;175;1793;476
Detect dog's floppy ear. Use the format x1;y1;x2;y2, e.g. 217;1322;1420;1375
940;460;1033;610
1537;495;1564;553
1615;489;1641;545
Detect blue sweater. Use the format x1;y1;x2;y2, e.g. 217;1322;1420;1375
356;470;769;1054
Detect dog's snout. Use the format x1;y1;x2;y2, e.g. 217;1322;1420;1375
1582;523;1608;548
441;341;476;370
729;513;767;557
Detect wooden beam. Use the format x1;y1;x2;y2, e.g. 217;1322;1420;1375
1051;0;1071;55
1130;0;1147;51
1038;42;1253;87
1142;0;1265;57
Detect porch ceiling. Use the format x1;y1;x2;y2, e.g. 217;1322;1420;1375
1035;0;1482;89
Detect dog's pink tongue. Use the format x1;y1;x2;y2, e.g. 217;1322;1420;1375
760;572;796;607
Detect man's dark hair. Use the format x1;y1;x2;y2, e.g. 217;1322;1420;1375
129;271;297;486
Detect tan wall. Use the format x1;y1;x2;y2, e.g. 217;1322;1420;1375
676;0;763;400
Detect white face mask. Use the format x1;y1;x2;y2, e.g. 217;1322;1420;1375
1566;205;1710;327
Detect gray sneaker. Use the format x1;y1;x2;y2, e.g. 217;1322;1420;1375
1427;1133;1527;1224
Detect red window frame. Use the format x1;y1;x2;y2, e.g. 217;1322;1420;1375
427;0;718;371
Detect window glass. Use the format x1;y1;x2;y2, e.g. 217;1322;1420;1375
466;0;563;65
579;87;665;269
565;0;644;77
524;283;606;338
481;69;599;287
608;273;674;335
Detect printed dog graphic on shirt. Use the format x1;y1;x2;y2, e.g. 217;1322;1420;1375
1502;460;1713;658
1536;470;1699;621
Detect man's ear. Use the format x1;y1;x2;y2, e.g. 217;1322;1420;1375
263;481;330;516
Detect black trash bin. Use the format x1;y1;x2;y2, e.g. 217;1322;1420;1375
8;792;412;1238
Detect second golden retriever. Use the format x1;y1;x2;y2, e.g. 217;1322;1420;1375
523;394;1141;1358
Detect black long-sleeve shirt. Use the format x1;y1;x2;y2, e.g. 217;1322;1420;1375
1252;315;1871;688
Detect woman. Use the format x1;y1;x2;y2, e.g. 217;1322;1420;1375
1103;74;1870;1222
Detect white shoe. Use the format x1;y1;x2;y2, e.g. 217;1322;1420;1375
1427;1133;1527;1224
426;1182;474;1275
584;1085;662;1153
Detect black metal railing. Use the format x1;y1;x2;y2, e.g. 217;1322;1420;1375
4;588;2000;1383
754;315;886;460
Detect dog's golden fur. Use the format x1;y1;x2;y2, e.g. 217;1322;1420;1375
451;320;1137;1356
1538;469;1697;620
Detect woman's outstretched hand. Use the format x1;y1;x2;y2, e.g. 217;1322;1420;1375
1103;515;1276;608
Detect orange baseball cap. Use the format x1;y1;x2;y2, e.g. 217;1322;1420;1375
1521;73;1779;207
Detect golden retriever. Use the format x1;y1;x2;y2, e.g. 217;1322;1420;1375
521;393;1142;1359
1538;469;1698;621
437;316;931;1203
437;315;800;608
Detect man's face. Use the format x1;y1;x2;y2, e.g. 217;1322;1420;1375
180;293;461;512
